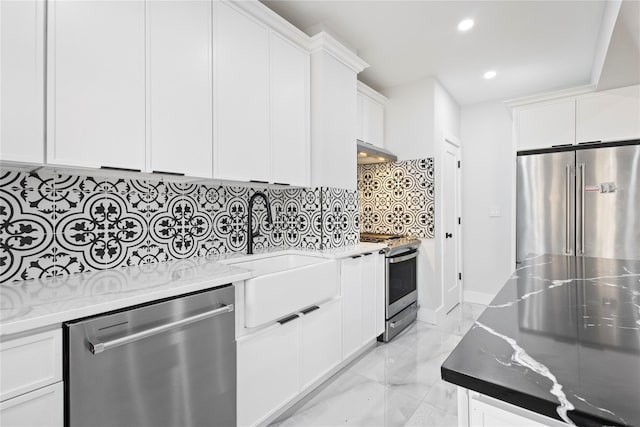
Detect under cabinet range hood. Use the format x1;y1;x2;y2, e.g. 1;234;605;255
357;141;398;164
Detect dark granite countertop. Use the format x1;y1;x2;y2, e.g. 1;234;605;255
442;255;640;426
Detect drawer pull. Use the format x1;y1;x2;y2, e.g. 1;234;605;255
351;255;362;259
277;314;299;325
300;305;319;315
100;166;141;173
152;170;185;176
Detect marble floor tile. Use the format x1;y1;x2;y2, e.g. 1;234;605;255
269;305;485;427
272;371;421;427
405;401;458;427
423;379;458;415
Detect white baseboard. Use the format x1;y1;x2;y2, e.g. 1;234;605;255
463;290;495;305
417;306;437;325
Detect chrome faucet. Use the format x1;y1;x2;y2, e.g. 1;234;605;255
247;191;273;255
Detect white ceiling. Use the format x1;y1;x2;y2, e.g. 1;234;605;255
262;0;638;105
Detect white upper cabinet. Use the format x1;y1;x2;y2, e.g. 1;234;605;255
310;33;368;190
0;0;45;164
214;2;270;182
270;33;310;187
357;82;387;148
47;0;146;170
515;98;576;151
576;85;640;143
147;0;213;178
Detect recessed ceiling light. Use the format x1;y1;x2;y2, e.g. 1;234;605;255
484;70;497;79
458;19;474;32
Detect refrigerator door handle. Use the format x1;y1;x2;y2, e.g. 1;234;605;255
579;162;586;255
565;164;571;255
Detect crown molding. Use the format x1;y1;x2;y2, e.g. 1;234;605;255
229;0;311;50
357;81;388;104
309;32;369;73
504;84;596;109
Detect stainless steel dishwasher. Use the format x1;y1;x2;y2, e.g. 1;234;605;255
65;285;236;427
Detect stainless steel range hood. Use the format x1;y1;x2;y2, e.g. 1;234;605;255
357;141;398;164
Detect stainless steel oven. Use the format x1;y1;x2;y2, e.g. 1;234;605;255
387;248;418;319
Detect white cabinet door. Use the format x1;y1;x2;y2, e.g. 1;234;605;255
300;299;342;390
47;0;145;170
356;93;365;142
310;50;358;190
469;395;556;427
576;85;640;143
0;0;45;164
360;253;377;344
360;95;385;148
215;2;269;182
341;256;363;360
516;99;575;151
270;33;309;187
0;382;63;427
237;321;299;427
147;0;213;178
374;252;386;336
368;99;385;148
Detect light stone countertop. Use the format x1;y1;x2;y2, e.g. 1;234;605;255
0;243;385;337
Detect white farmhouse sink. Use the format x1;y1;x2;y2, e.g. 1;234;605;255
228;254;338;328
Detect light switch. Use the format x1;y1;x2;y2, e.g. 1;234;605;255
488;207;501;218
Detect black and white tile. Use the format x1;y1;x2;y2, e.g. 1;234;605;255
358;158;435;238
2;168;360;282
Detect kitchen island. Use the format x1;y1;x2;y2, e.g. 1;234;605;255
442;254;640;427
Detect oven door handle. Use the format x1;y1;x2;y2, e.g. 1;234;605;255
388;251;418;264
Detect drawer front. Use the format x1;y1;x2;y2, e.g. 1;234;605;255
0;382;63;427
0;329;62;401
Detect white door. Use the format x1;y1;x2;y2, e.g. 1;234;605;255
443;138;461;313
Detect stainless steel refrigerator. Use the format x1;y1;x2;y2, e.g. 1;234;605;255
516;140;640;263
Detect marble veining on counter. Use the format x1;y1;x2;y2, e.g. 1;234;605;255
442;254;640;427
0;244;384;336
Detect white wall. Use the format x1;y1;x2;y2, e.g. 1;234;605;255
460;101;514;304
382;77;461;323
383;77;435;160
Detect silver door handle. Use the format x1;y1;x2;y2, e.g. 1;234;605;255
579;162;586;255
89;304;234;355
565;164;571;255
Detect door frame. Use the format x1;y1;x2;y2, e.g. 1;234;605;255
442;133;463;314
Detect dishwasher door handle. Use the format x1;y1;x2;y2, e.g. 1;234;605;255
89;304;234;355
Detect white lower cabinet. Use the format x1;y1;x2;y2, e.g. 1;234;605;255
300;299;342;389
237;320;299;427
0;382;63;427
341;252;385;360
463;390;568;427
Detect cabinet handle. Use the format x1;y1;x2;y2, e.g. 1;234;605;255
363;252;372;256
152;170;185;176
273;182;290;186
300;305;319;315
277;314;299;325
249;180;269;184
351;255;362;259
101;166;141;173
578;140;602;145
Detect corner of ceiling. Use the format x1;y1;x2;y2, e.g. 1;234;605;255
590;0;623;87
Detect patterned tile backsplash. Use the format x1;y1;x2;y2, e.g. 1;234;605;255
358;158;435;238
0;169;358;282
